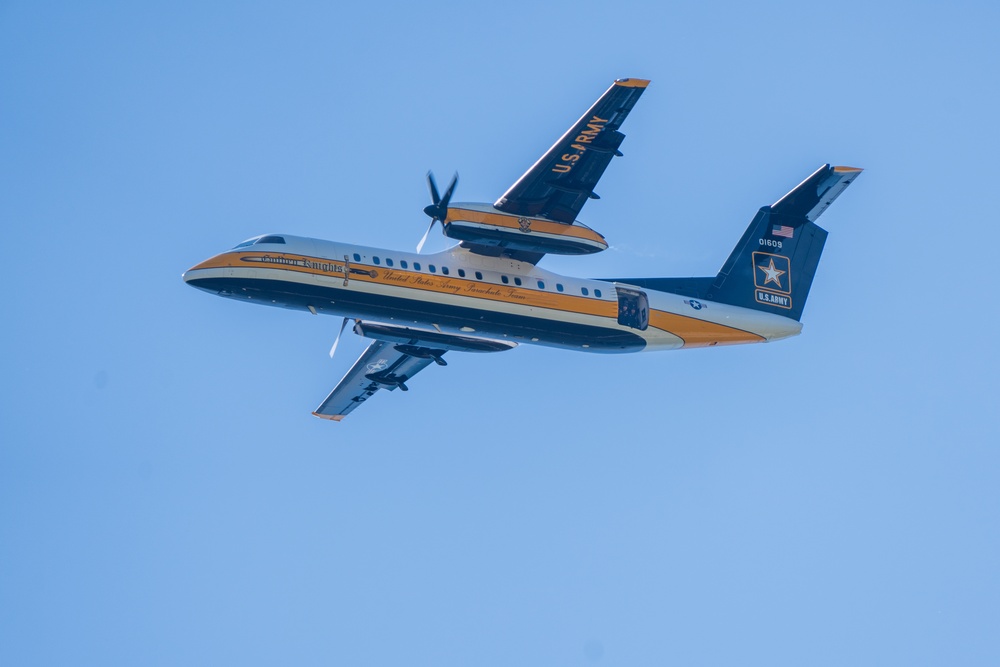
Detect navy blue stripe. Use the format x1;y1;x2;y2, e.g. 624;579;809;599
187;277;646;353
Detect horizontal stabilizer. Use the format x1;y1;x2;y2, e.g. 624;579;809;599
772;164;863;222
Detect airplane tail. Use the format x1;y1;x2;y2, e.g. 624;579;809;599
705;164;862;321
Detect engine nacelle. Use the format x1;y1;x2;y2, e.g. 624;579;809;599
442;203;608;255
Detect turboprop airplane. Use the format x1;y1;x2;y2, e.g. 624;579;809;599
184;78;862;421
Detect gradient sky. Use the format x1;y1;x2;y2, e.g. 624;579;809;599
3;1;999;665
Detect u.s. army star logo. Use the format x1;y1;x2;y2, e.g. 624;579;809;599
752;251;792;309
757;258;785;289
366;359;389;373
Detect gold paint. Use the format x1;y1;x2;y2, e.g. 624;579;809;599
648;311;764;348
444;208;606;245
614;78;650;88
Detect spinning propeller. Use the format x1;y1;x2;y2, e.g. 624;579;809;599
417;171;458;253
329;317;351;359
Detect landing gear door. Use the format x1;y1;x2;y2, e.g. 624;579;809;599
614;283;649;331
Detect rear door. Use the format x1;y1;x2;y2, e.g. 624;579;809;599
614;284;649;331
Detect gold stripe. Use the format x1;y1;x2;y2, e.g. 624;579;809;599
833;165;863;173
365;267;619;318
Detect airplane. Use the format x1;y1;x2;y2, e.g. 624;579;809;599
183;78;862;421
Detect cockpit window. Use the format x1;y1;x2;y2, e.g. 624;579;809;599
233;237;260;249
233;235;286;249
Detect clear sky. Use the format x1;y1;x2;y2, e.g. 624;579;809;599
2;1;998;665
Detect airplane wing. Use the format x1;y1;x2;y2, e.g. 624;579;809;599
313;322;516;422
493;78;649;224
312;340;442;422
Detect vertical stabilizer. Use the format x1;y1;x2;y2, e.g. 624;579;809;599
706;165;862;321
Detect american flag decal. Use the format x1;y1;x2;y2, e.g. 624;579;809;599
772;225;794;239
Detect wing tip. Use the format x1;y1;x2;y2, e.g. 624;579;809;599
833;165;864;174
312;411;345;422
615;78;650;88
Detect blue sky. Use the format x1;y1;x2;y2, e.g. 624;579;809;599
2;1;998;664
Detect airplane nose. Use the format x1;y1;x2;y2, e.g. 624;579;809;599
182;267;208;292
182;257;219;292
182;263;205;285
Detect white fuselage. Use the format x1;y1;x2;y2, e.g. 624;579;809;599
183;234;802;353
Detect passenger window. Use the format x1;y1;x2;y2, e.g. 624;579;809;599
501;275;509;284
386;258;393;267
458;269;466;277
373;256;381;265
537;280;545;289
475;271;483;280
400;260;408;269
441;266;449;275
582;287;589;296
353;253;361;262
414;262;421;271
594;289;602;298
429;264;436;273
514;277;522;286
556;283;564;292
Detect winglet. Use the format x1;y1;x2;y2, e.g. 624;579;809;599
312;412;345;422
615;78;650;88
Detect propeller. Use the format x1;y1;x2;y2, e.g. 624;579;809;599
329;317;351;359
418;171;458;253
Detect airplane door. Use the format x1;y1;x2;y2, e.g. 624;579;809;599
614;285;649;331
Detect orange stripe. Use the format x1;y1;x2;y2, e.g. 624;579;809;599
648;311;764;348
361;267;618;317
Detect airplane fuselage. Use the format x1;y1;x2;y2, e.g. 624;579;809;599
184;233;802;353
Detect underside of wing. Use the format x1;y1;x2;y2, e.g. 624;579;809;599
493;78;649;224
437;78;649;265
312;340;440;422
313;322;516;422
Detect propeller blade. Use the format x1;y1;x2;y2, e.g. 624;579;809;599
329;317;350;359
420;171;458;251
422;171;459;222
416;219;436;253
426;171;441;206
440;172;458;209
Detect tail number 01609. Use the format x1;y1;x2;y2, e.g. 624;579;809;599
759;238;783;250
